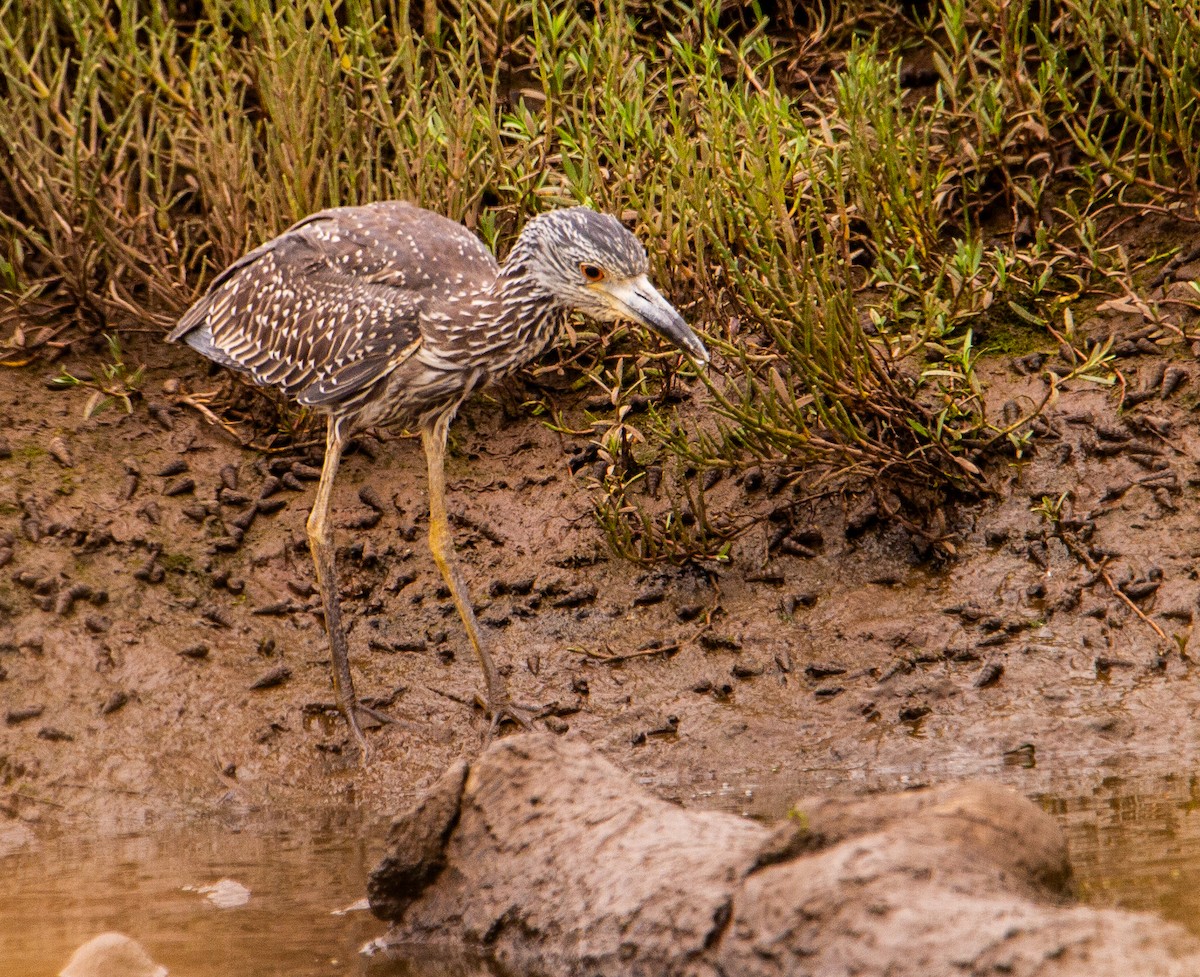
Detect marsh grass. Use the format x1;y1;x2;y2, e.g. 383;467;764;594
2;0;1198;560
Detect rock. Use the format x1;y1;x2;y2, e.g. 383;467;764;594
59;932;167;977
367;734;1200;977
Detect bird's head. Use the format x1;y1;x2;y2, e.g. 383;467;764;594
514;207;708;364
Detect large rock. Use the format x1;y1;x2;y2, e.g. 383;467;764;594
367;734;1200;976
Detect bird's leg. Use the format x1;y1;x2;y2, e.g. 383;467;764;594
421;420;531;732
308;422;385;754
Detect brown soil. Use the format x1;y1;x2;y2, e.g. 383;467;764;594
1;314;1198;840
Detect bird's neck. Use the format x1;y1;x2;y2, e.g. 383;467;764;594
481;250;568;371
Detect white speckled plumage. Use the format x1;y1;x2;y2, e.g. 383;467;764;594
170;201;698;439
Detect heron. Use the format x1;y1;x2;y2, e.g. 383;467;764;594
168;202;708;753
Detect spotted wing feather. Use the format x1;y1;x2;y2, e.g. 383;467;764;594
169;201;499;411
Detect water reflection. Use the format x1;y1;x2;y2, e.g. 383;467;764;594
1045;774;1200;934
0;809;494;977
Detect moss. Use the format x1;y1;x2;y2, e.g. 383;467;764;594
159;551;195;574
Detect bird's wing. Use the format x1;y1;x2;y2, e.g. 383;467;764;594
169;202;499;407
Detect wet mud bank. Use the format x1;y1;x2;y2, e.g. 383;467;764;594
367;734;1200;977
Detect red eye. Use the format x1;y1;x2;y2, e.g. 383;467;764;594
580;263;605;282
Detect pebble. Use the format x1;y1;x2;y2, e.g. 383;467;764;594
178;643;210;659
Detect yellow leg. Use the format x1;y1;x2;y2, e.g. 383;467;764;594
421;418;528;729
307;420;370;754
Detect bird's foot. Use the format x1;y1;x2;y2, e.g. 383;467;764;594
341;700;396;759
477;690;537;738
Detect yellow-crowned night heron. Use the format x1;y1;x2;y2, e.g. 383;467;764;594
169;202;707;753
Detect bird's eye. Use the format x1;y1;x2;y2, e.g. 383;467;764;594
580;263;605;283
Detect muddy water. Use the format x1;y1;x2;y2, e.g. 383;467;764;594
0;810;491;977
1050;776;1200;932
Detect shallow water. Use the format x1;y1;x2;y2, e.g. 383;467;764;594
0;809;491;977
6;777;1200;977
1048;774;1200;932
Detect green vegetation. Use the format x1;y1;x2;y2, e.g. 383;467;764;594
2;0;1197;562
51;332;145;417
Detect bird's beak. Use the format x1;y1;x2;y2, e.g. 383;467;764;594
602;276;708;364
